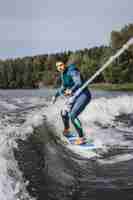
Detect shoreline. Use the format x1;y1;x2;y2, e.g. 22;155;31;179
89;83;133;92
1;83;133;92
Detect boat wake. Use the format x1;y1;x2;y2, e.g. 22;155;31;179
0;93;133;199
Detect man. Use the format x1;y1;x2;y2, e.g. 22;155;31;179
52;61;91;145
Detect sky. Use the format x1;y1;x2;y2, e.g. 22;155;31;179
0;0;133;59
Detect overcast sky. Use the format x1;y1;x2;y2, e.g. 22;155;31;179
0;0;133;59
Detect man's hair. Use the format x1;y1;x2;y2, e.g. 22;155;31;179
56;61;64;67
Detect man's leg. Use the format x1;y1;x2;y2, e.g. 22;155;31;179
70;92;91;143
61;109;70;135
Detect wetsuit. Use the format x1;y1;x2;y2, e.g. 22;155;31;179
55;64;91;137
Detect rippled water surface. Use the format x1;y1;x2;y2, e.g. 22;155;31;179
0;88;133;200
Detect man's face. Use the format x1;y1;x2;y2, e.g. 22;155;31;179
56;62;66;72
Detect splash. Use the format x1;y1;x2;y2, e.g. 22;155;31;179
45;94;133;157
0;92;133;199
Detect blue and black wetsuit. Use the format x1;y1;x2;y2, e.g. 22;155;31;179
55;64;91;137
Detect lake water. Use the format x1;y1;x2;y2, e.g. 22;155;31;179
0;88;133;200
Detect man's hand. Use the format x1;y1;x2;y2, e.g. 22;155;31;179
64;89;72;96
51;96;56;104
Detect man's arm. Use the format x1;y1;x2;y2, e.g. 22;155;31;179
70;70;82;93
55;85;65;98
51;85;65;104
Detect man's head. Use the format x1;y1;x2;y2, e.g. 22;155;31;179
56;61;66;72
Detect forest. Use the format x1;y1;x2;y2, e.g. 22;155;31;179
0;24;132;89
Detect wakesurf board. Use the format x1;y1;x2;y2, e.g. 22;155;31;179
65;132;96;150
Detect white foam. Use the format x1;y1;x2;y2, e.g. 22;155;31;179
0;100;18;110
0;126;35;200
81;95;133;126
98;153;133;164
67;144;97;159
45;95;133;157
25;112;44;128
0;100;46;200
0;94;133;199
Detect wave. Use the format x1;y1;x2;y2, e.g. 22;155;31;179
0;94;133;199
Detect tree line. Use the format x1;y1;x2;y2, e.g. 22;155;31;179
0;23;133;89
